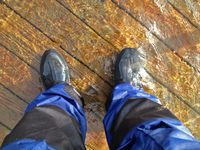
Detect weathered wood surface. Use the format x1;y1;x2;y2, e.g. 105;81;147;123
55;0;200;138
0;81;27;145
2;0;118;84
84;107;108;150
113;0;200;71
143;73;200;139
57;0;200;71
0;124;11;146
3;0;200;113
0;4;110;148
0;82;27;129
0;0;200;148
0;3;111;103
167;0;200;30
54;0;200;112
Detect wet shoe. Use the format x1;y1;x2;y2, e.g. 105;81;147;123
114;48;142;88
40;49;70;90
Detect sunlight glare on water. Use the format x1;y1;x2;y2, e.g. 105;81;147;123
0;0;200;149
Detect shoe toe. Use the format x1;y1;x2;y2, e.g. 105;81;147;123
114;48;142;87
40;49;70;90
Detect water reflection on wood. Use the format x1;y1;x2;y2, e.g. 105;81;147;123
0;0;200;149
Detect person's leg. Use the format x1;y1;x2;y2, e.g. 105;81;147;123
104;48;200;150
1;50;86;150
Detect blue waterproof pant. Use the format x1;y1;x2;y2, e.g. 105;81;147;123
1;83;200;150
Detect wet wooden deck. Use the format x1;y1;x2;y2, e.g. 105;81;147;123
0;0;200;149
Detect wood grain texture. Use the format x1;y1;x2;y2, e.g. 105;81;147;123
2;0;118;84
0;83;27;130
0;4;111;149
84;107;108;150
167;0;200;30
0;124;11;146
0;4;112;104
142;72;200;140
0;0;200;148
114;0;200;71
0;83;27;146
57;0;200;73
55;0;200;123
0;45;42;103
3;0;199;116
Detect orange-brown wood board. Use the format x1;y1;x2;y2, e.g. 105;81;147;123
0;0;200;149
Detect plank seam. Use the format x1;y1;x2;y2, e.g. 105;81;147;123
1;3;106;121
59;46;113;87
144;68;200;115
2;2;112;87
84;105;103;121
56;0;118;50
85;144;95;150
166;0;200;31
0;82;103;121
0;43;40;74
54;0;200;116
2;1;199;118
0;122;12;131
0;82;29;105
111;0;200;74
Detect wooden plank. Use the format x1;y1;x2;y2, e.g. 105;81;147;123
0;5;111;148
0;81;27;145
0;124;11;146
54;0;200;117
56;0;200;71
84;107;108;150
140;40;200;112
56;0;200;73
1;0;200;144
0;44;42;102
0;39;108;149
0;83;27;130
0;4;112;105
3;0;200;115
57;0;142;49
167;0;200;30
2;0;119;84
113;0;200;72
142;72;200;140
0;83;108;149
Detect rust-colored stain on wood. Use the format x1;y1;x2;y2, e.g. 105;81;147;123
0;0;200;149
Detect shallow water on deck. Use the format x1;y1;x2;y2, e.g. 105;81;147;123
0;0;200;149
